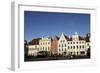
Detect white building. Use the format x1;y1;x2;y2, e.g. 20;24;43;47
28;45;39;56
67;32;87;56
28;38;41;56
58;33;69;55
58;32;90;56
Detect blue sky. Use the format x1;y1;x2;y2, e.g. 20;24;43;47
24;11;90;42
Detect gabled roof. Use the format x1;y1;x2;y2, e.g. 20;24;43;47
68;37;72;41
63;34;69;40
55;36;60;40
51;36;59;41
79;36;85;40
67;36;85;41
28;38;41;45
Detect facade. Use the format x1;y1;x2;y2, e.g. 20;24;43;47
58;33;69;55
28;38;41;56
28;45;39;56
51;36;59;55
39;37;51;53
67;32;87;56
27;32;90;57
58;32;90;56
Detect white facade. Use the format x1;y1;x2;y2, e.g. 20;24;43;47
58;33;68;55
28;45;39;56
58;32;90;56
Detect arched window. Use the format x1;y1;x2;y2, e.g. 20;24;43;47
77;46;78;49
68;46;69;49
65;44;66;47
63;40;65;42
73;46;75;49
59;44;60;47
82;45;84;48
80;46;81;49
62;44;63;47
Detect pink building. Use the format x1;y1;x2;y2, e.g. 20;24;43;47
51;36;59;55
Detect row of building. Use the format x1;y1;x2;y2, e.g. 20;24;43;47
26;32;90;56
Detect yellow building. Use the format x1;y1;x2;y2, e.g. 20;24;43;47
39;37;51;52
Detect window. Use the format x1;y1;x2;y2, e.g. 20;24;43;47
80;46;81;49
80;51;85;54
65;44;66;47
76;42;78;44
87;44;89;46
65;48;66;51
63;40;65;42
45;48;47;51
71;46;72;49
77;52;78;55
70;52;72;55
77;46;78;49
73;46;75;49
59;44;60;47
82;45;84;48
62;44;63;47
62;49;63;51
48;42;50;44
68;46;69;49
59;49;60;51
80;41;81;43
73;42;75;44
